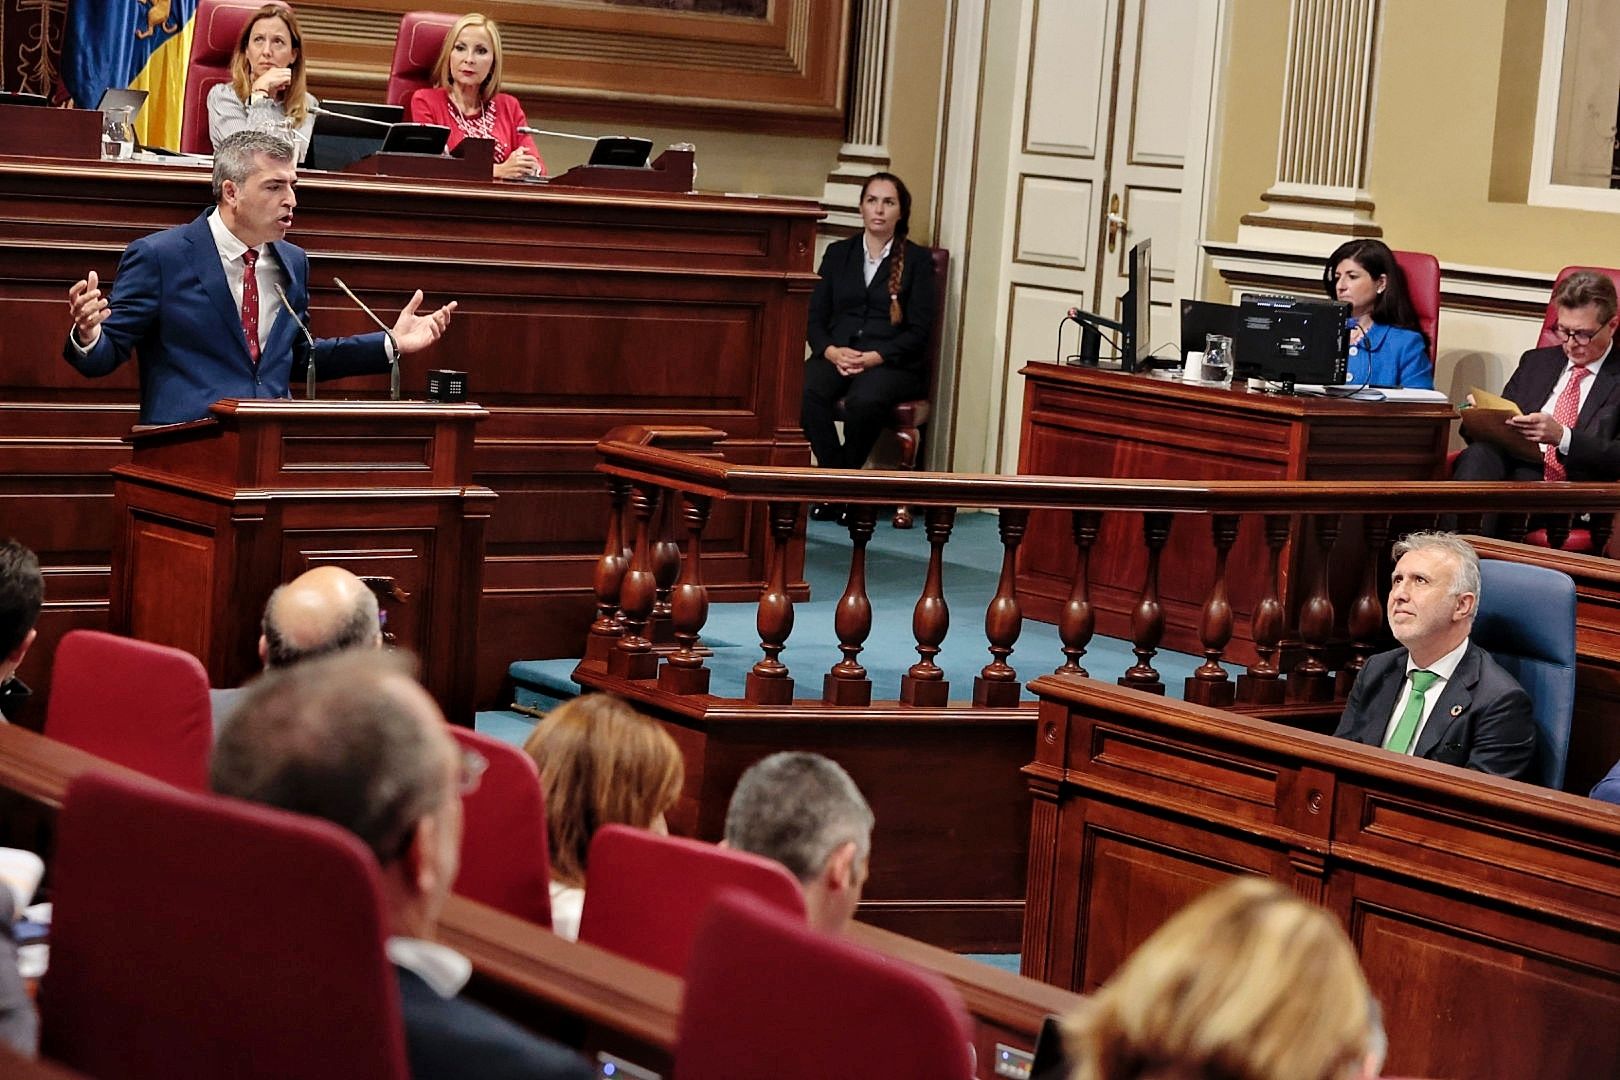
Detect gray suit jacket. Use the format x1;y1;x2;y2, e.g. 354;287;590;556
1334;642;1537;781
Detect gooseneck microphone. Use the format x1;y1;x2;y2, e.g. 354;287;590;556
273;283;318;400
309;103;395;131
515;126;599;141
332;277;401;401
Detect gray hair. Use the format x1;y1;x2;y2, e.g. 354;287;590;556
209;650;448;865
1393;530;1481;600
260;583;381;669
211;130;295;201
723;752;874;883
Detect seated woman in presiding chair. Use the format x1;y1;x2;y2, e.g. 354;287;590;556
521;694;682;941
1323;238;1433;390
408;12;545;181
207;4;318;161
801;171;936;518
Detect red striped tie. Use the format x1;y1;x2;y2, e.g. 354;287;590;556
241;248;260;366
1543;365;1590;481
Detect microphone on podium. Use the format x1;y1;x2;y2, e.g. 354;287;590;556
309;103;396;131
273;283;318;400
331;277;402;401
515;126;598;142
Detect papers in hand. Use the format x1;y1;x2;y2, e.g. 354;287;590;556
1469;387;1522;414
1459;387;1541;463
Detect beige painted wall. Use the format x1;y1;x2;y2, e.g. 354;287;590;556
1208;0;1620;275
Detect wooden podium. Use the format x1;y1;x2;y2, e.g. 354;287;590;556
108;399;495;726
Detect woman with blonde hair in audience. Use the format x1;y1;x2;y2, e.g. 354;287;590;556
207;4;317;160
408;12;544;181
1060;877;1386;1080
522;693;682;940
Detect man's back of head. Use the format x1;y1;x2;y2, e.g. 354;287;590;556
723;751;874;933
0;539;43;709
259;565;382;669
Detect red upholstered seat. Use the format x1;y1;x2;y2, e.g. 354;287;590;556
41;771;408;1080
45;630;211;791
676;890;975;1080
180;0;292;155
387;12;460;107
446;724;553;927
576;823;805;976
1392;249;1441;365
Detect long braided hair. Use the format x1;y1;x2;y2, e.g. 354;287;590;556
862;172;912;326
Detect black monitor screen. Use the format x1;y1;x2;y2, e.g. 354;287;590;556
1130;238;1152;371
1237;294;1350;385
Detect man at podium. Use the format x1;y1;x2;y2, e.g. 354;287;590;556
63;131;456;425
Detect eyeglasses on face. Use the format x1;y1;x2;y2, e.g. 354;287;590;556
1552;323;1607;346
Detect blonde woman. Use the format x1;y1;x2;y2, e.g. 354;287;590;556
207;4;317;161
522;694;682;940
1062;877;1385;1080
408;13;544;180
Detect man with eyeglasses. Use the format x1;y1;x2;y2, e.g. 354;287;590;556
211;650;592;1080
1454;270;1620;499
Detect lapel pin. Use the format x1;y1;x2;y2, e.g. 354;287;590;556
1450;704;1463;717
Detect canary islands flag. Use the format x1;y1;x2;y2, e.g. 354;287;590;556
63;0;201;152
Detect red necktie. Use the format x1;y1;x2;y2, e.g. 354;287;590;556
240;248;260;366
1543;365;1590;481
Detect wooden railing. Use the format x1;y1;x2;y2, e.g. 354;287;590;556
586;425;1620;711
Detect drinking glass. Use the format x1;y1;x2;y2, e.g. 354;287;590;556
101;107;134;160
1201;333;1234;386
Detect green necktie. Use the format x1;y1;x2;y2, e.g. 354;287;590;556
1385;669;1440;754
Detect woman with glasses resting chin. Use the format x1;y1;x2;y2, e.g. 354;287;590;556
1322;238;1433;390
408;13;544;181
207;4;318;161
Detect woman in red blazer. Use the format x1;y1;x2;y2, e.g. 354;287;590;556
408;13;544;181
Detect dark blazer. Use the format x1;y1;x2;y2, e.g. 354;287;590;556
63;210;389;425
1499;345;1620;481
1592;759;1620;805
806;235;935;373
395;967;594;1080
1333;642;1537;781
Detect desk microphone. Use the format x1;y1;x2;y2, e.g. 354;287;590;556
273;283;318;400
515;126;600;142
332;276;401;401
309;104;395;131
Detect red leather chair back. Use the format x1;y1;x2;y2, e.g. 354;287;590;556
677;890;975;1080
446;725;553;927
41;771;408;1080
1537;265;1620;348
388;12;460;107
45;630;211;791
1392;249;1440;365
181;0;292;154
577;824;806;976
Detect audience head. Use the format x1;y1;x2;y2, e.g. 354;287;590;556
228;4;309;123
0;539;43;684
259;565;382;669
210;650;464;936
522;694;683;889
1324;239;1425;338
1388;530;1480;667
433;13;506;106
1065;877;1384;1080
1549;270;1620;368
723;751;874;934
860;171;914;327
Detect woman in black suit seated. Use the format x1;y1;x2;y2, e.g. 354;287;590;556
801;172;935;513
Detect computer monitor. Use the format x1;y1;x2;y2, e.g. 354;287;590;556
305;101;405;171
587;136;653;168
1236;293;1350;385
1115;238;1151;372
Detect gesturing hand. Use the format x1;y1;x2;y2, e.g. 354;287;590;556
68;270;110;347
389;290;458;354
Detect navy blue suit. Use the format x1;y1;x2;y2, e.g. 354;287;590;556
394;967;593;1080
63;210;389;425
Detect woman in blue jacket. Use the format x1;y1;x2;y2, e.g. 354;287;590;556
1323;239;1432;389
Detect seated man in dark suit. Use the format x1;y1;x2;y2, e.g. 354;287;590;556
1334;531;1537;781
0;539;43;724
210;650;593;1080
64;130;456;426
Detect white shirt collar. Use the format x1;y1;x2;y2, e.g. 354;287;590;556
1564;345;1610;380
386;936;471;999
863;236;894;265
1405;636;1470;683
206;208;261;265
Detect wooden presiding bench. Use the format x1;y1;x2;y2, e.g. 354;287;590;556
1022;674;1620;1080
0;722;1079;1079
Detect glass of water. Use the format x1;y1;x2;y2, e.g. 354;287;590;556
1202;333;1235;386
101;106;134;160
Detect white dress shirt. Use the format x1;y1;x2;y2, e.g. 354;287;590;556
1539;347;1610;455
205;210;286;353
1379;637;1470;752
386;936;472;1000
861;236;894;287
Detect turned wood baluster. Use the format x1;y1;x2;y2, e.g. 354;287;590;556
608;484;660;680
900;506;957;707
975;508;1029;707
585;477;631;665
1056;510;1101;676
658;493;713;696
1338;513;1390;697
649;493;682;643
745;501;799;705
824;505;879;706
1502;514;1530;544
1237;514;1291;706
1594;513;1617;556
1119;512;1171;695
1544;515;1573;550
1288;514;1340;703
1184;514;1240;707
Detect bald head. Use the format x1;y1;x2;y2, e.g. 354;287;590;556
260;566;382;669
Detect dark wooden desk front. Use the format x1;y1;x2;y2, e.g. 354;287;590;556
1016;364;1454;665
0;156;818;710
